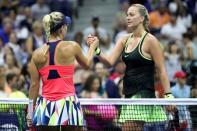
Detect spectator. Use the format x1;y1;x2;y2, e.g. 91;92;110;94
171;71;192;130
15;7;31;40
168;0;184;15
113;1;129;41
3;46;21;75
149;3;170;36
80;74;107;98
182;32;197;65
26;20;46;55
5;73;18;97
83;16;109;53
160;13;187;41
114;24;128;43
21;6;34;32
177;5;192;29
0;0;19;16
6;32;25;65
48;0;74;19
81;74;118;130
72;31;83;45
108;60;125;82
172;71;191;98
94;62;120;98
94;62;109;88
31;0;50;20
165;41;182;86
100;33;114;55
74;68;93;96
6;72;27;98
0;18;13;44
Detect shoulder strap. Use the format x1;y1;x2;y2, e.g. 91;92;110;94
139;32;148;49
124;34;133;51
47;40;61;65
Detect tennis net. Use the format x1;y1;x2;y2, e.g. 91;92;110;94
80;98;197;131
0;98;33;131
0;98;196;131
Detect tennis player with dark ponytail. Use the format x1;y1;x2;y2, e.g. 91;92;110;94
27;11;98;131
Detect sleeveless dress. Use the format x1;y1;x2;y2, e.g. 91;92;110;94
119;32;167;123
32;40;84;126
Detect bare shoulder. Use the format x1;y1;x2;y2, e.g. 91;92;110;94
67;41;80;47
32;44;49;63
146;33;159;45
145;33;163;53
59;40;79;47
58;41;81;57
121;34;131;42
60;40;80;50
117;33;131;47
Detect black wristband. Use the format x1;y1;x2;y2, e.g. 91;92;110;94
164;92;172;95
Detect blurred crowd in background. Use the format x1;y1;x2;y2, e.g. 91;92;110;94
0;0;197;130
0;0;196;101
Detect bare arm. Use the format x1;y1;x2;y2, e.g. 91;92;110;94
74;38;98;69
97;36;127;67
29;56;40;106
149;36;171;94
187;45;194;60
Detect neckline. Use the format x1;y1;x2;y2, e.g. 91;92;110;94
124;31;146;54
47;39;61;44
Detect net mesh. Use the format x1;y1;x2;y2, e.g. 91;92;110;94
0;98;196;131
0;99;32;131
80;99;197;131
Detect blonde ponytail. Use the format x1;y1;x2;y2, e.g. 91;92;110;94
143;13;150;32
43;12;66;40
43;14;51;41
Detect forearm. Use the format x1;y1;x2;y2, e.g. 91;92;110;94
97;52;113;67
159;69;171;94
29;83;39;106
86;46;95;69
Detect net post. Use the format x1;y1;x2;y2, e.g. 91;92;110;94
28;99;33;119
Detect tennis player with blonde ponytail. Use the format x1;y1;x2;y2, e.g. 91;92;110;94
26;11;99;131
88;4;175;131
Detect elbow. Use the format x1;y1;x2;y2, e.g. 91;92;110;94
106;63;113;68
84;61;93;70
84;65;91;70
100;58;113;68
29;82;39;92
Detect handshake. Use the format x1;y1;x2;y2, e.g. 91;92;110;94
86;34;101;55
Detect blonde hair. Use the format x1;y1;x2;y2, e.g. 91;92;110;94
42;12;65;40
131;4;149;32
